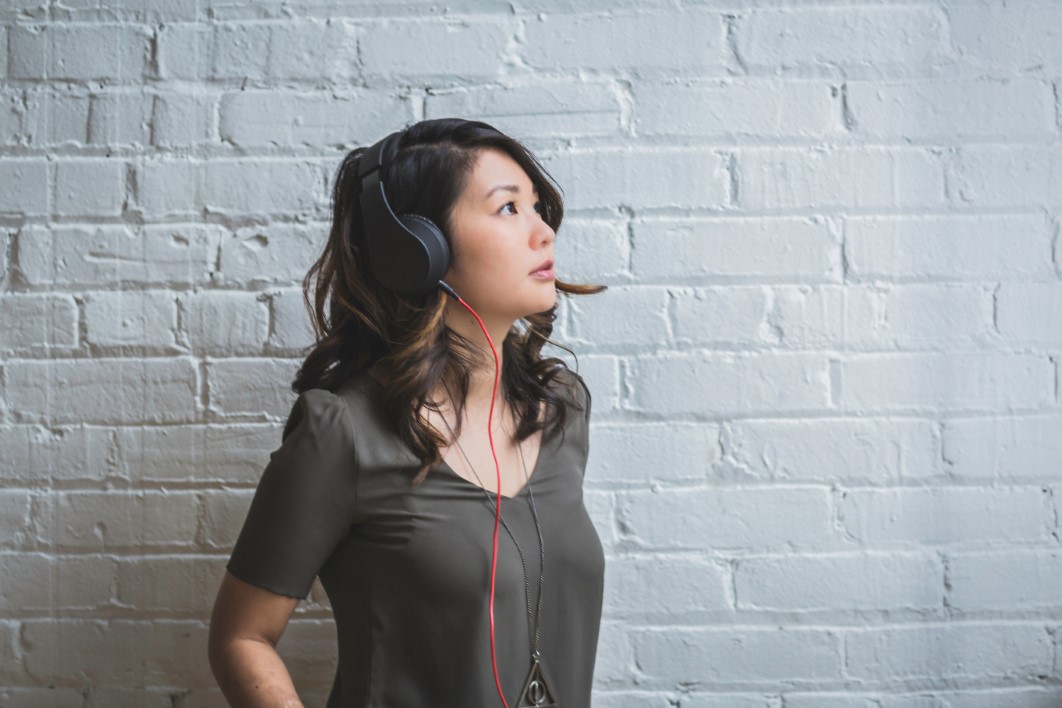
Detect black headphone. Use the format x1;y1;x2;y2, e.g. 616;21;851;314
357;129;454;297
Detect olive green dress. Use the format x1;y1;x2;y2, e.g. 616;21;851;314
225;367;605;707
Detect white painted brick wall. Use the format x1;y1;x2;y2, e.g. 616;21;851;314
1;1;1060;706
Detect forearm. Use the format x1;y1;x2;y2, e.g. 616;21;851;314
210;638;305;708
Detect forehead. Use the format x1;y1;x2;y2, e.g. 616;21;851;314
465;148;537;196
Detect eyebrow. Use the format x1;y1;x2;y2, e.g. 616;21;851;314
484;184;539;201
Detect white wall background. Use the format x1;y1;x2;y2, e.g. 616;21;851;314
1;0;1060;706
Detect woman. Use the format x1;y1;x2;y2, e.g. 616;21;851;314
207;117;608;707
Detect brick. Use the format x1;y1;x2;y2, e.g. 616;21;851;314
767;285;844;347
837;353;1052;412
0;230;7;288
849;79;1054;140
632;353;830;416
948;145;1062;208
737;147;945;209
21;620;212;684
591;620;634;686
734;6;948;75
635;80;839;138
200;20;361;82
604;556;729;615
654;696;766;708
541;148;728;211
0;159;48;215
841;486;1049;545
138;158;324;217
199;489;255;550
151;91;217;146
18;224;222;287
942;415;1062;481
845;623;1050;680
210;22;272;80
949;6;1062;75
22;89;90;145
270;287;315;350
180;290;268;353
846;214;1053;281
919;690;1062;708
0;553;115;611
632;217;840;283
84;290;177;348
41;490;199;549
552;217;627;284
582;490;616;552
217;223;326;285
593;694;676;708
53;0;203;23
206;358;299;416
115;556;224;614
114;421;278;485
5;358;199;424
155;23;210;81
735;552;943;611
948;550;1062;611
54;159;126;216
619;487;832;550
426;80;621;140
782;695;927;708
87;89;154;147
997;283;1062;343
0;294;78;351
220;89;405;147
360;17;508;80
0;89;23;146
9;24;150;81
670;286;768;346
0;490;34;548
523;9;727;73
588;422;719;485
722;418;941;482
570;285;668;346
841;284;995;348
0;687;84;707
573;356;619;417
0;424;113;482
264;19;359;81
633;626;841;683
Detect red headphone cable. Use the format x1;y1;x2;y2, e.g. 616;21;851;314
438;281;511;708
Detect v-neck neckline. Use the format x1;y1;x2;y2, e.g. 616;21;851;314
435;431;550;500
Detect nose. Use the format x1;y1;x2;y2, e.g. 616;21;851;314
534;216;555;245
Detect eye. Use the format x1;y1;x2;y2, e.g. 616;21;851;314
499;200;544;216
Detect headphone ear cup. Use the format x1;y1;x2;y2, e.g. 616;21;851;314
365;212;451;295
399;214;451;289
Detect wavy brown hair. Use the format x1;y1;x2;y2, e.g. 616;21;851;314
292;117;607;487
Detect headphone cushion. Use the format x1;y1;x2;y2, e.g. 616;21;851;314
400;213;444;240
398;213;451;286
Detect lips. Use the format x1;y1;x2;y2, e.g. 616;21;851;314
530;259;554;274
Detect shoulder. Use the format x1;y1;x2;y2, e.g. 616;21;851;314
551;366;591;423
282;387;354;444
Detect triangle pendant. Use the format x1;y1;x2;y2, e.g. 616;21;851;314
516;658;558;707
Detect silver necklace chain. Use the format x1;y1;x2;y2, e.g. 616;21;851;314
439;380;546;660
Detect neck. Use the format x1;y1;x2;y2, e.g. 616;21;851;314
441;297;514;407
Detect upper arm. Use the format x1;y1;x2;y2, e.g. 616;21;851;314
224;388;359;602
209;569;300;650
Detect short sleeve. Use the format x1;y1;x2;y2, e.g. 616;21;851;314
225;388;358;600
571;370;592;425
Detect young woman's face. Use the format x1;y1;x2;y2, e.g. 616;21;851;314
444;147;557;321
